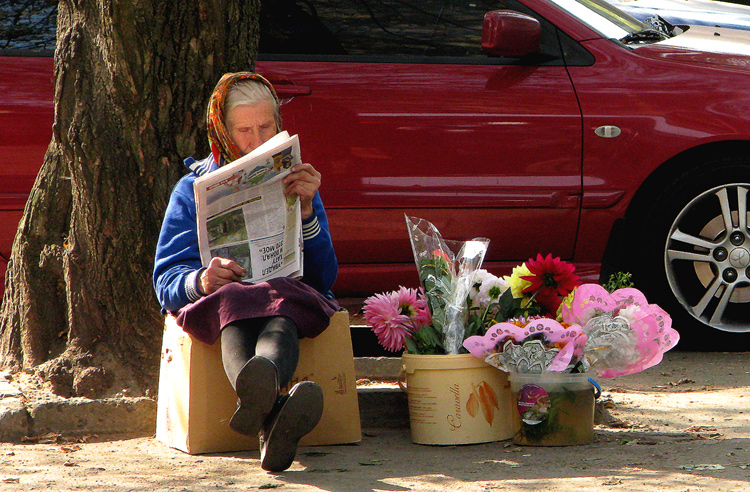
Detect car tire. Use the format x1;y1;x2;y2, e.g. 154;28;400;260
630;156;750;349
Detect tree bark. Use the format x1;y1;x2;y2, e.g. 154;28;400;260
0;0;260;397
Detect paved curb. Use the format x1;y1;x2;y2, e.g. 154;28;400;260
0;376;158;442
1;360;617;442
0;358;406;442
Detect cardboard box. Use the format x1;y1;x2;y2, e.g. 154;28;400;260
156;310;361;454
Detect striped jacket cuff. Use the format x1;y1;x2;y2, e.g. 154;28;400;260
185;268;206;302
302;216;321;241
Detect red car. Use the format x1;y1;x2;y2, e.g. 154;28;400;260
2;0;749;347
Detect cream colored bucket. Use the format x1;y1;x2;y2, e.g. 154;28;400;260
399;353;514;445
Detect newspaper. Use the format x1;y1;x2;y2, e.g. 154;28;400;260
194;131;303;283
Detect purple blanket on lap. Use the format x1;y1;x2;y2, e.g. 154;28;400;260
176;277;339;344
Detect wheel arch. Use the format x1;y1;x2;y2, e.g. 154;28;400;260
599;139;750;281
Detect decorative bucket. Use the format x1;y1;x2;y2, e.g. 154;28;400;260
508;372;596;446
399;353;514;445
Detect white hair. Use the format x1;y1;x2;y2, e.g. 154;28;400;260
225;79;281;131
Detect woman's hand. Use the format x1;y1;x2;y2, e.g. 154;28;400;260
283;163;321;220
200;257;246;295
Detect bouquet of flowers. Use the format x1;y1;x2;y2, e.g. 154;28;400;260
363;214;679;376
462;270;680;379
364;216;490;354
363;216;591;355
460;266;679;446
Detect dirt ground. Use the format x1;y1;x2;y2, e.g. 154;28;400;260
1;351;749;492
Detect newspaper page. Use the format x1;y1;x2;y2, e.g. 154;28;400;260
194;131;303;283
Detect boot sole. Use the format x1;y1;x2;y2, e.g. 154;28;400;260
229;356;278;436
261;381;324;472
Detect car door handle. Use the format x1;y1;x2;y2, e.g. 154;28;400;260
274;84;312;98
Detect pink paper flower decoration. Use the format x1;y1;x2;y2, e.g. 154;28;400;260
561;284;679;378
463;318;587;373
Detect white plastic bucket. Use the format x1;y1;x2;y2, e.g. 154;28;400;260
399;353;514;445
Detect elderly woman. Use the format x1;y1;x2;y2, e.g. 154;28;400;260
153;72;338;472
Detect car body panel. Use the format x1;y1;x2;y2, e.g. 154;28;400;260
0;55;54;283
258;61;583;274
567;36;750;262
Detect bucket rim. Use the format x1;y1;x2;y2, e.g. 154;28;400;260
401;352;495;370
508;371;592;384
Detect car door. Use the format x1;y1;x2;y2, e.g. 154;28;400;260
257;0;583;293
0;2;56;294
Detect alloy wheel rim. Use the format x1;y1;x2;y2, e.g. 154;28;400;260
664;184;750;333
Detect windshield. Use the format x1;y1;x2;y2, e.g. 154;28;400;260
548;0;645;39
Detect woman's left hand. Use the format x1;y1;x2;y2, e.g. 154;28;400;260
283;163;321;220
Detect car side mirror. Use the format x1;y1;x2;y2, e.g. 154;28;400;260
482;10;541;57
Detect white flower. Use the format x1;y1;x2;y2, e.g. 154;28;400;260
470;270;509;309
469;269;491;307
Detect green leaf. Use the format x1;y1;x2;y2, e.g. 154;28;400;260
404;337;419;354
495;289;517;321
418;324;443;347
603;271;634;293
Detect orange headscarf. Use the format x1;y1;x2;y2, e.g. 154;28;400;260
206;72;279;165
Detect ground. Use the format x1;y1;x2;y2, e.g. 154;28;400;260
0;351;749;491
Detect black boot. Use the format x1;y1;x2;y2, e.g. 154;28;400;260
260;381;324;472
229;355;279;437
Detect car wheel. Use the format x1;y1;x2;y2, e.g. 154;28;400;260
632;158;750;349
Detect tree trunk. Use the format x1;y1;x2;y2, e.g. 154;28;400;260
0;0;260;398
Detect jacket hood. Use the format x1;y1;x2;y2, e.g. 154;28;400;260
184;155;219;177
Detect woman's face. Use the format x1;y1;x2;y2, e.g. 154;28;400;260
225;100;277;155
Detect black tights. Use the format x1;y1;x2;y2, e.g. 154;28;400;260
220;316;300;390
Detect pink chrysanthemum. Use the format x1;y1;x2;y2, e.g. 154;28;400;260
363;286;430;352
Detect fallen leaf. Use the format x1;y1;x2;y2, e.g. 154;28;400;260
359;459;388;466
21;432;62;444
302;451;329;457
668;378;696;386
678;464;725;471
685;426;717;432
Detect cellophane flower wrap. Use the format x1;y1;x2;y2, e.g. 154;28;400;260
362;217;491;354
404;216;489;354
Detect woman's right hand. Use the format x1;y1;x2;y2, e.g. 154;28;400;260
200;257;246;295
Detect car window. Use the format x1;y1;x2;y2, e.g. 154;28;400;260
259;0;566;63
549;0;642;38
1;0;572;64
0;0;56;54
